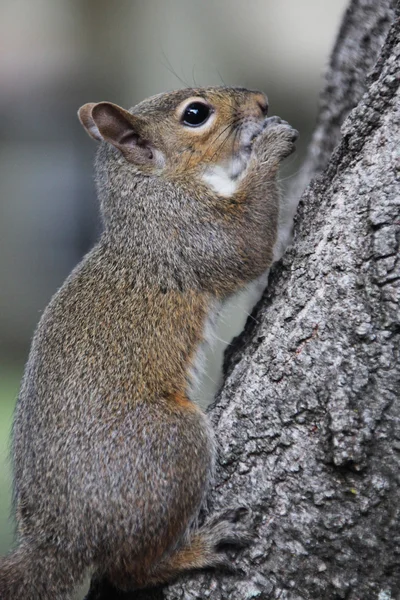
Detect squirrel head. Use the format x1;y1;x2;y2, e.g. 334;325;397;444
78;87;268;182
77;87;282;291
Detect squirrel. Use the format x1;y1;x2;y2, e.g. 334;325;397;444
0;86;298;599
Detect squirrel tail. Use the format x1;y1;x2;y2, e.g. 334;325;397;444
0;543;86;600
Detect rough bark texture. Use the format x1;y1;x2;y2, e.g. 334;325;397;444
86;0;400;598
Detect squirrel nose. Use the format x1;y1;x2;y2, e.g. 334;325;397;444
255;93;268;116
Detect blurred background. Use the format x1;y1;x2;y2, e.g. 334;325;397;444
0;0;347;567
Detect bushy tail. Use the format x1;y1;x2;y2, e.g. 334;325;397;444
0;544;86;600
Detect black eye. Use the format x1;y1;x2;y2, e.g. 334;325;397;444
182;102;211;127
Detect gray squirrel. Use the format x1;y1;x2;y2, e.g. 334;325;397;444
0;87;298;599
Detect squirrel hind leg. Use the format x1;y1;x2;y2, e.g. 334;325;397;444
86;507;253;595
138;505;254;588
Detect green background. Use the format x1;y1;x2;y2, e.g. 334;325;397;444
0;366;21;554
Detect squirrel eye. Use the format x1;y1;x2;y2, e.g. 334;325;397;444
182;102;211;127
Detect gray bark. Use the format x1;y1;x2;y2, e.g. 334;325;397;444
86;0;400;598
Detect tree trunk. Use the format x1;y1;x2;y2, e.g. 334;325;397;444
86;0;400;598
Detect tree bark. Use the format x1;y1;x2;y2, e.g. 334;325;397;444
86;0;400;598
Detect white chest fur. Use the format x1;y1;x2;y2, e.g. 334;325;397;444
201;165;240;197
187;298;222;405
186;274;270;408
201;153;250;198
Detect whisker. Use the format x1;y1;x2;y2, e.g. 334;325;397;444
231;121;242;164
183;114;245;178
206;126;234;165
216;68;226;86
277;165;305;183
205;116;244;167
183;117;237;173
196;118;238;174
192;64;198;87
211;334;233;346
202;372;218;386
224;302;260;324
160;50;189;87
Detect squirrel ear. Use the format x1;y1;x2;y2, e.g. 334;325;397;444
78;103;103;141
79;101;155;165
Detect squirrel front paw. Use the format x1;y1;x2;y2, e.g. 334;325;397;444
252;116;298;165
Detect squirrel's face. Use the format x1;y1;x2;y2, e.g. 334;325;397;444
78;87;268;191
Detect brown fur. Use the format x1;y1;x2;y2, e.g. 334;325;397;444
0;87;297;599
